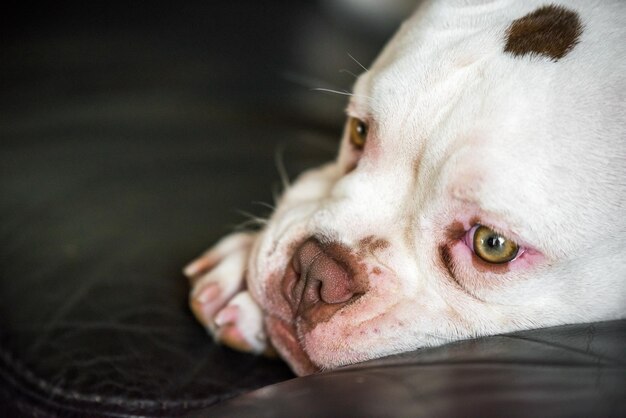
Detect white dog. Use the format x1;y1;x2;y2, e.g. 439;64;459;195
185;0;626;376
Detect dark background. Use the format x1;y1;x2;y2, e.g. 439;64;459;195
0;1;397;415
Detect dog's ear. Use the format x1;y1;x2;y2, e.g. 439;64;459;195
504;5;583;61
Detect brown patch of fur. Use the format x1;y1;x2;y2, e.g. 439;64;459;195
344;160;358;174
504;5;583;61
412;154;423;178
445;221;466;241
369;238;390;252
359;235;375;248
439;245;456;283
403;155;425;255
445;217;480;241
358;235;390;257
403;213;416;255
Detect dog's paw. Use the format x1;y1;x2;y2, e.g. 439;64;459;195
213;291;271;354
184;232;254;329
184;232;271;354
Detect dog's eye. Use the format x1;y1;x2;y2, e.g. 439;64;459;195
472;225;519;264
348;117;368;149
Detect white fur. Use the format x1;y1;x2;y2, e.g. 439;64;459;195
188;0;626;375
215;291;268;354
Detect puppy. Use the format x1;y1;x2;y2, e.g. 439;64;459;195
185;0;626;376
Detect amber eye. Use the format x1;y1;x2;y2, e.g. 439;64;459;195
348;117;368;149
473;225;519;264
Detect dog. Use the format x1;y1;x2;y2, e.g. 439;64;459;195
184;0;626;376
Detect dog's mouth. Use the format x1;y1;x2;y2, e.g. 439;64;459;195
265;316;318;376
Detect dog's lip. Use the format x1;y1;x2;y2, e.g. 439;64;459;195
266;316;319;376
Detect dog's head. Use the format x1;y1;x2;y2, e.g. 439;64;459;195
248;1;626;375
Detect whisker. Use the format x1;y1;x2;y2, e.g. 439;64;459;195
271;184;282;207
233;219;267;231
339;68;360;79
252;201;276;211
281;71;344;91
233;210;268;231
311;87;374;103
310;87;354;97
348;52;369;72
274;145;290;190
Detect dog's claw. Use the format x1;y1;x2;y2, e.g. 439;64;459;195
215;304;239;327
190;283;222;331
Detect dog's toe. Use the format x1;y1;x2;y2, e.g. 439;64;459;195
187;233;254;333
189;283;223;330
183;231;255;283
214;291;268;354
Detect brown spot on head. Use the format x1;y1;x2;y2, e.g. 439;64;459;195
504;4;583;61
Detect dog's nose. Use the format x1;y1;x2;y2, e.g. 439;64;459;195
292;238;355;307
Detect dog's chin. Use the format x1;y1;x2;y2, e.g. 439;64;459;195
265;316;319;376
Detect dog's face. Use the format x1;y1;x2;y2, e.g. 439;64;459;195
246;1;626;375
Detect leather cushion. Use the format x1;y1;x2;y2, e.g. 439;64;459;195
204;320;626;418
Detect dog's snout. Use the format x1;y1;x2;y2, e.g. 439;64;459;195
295;238;354;305
283;238;365;325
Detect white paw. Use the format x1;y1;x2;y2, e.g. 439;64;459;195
213;291;269;354
184;232;270;354
184;232;253;331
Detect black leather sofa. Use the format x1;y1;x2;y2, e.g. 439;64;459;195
1;2;624;416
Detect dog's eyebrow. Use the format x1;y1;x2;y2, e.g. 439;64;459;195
449;182;482;206
448;188;520;235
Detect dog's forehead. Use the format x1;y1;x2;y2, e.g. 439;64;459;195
350;2;566;181
348;0;626;251
354;2;585;124
350;1;622;159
